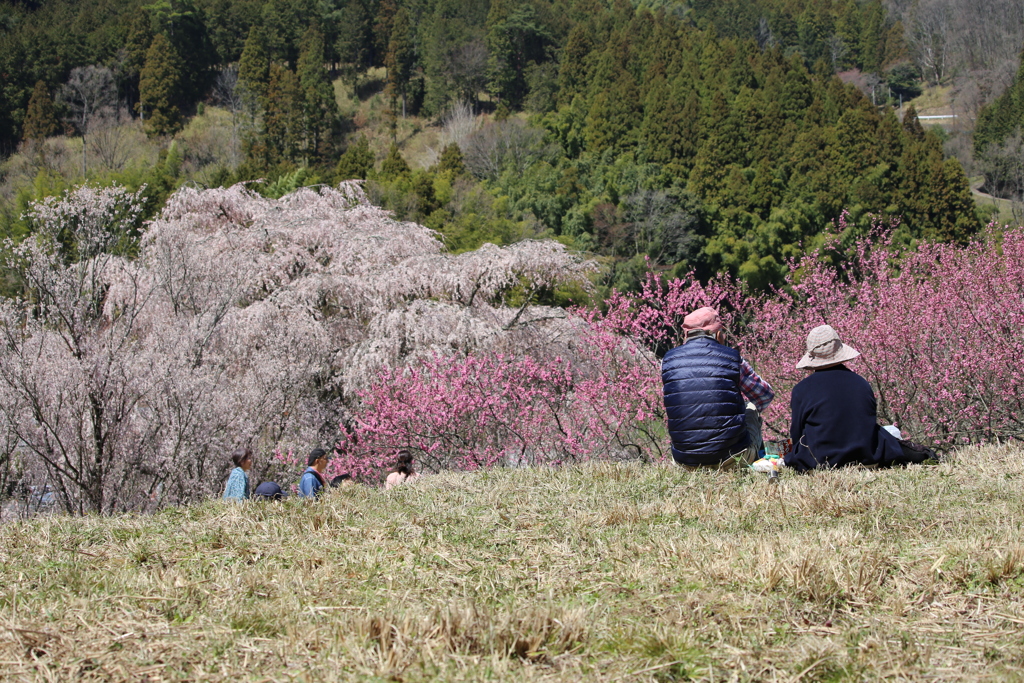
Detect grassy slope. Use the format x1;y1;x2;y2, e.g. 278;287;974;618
908;85;955;118
3;447;1024;681
335;70;442;171
970;177;1019;225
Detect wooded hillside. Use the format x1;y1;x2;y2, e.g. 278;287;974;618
0;0;1008;290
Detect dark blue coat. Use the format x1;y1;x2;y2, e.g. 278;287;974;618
786;364;904;472
661;336;748;466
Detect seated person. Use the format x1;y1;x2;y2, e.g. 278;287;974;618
222;447;252;501
298;448;329;498
385;451;419;489
662;307;774;469
253;481;287;500
786;325;934;471
331;473;355;487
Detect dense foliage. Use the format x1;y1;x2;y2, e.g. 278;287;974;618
0;0;983;292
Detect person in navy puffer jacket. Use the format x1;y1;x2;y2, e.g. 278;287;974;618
661;307;774;469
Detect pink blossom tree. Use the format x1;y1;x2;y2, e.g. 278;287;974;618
343;215;1024;478
728;218;1024;447
4;181;1021;514
0;185;153;513
0;182;596;511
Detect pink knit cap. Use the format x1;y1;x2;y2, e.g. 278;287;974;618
682;307;723;334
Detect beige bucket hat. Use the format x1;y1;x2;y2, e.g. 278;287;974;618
796;324;860;369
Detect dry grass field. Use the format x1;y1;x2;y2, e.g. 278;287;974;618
3;446;1024;681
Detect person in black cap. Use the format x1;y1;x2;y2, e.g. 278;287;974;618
253;481;287;500
298;448;329;498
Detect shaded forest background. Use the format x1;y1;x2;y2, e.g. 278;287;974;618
1;0;1022;293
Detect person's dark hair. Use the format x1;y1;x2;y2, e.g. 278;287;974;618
330;473;353;487
392;450;414;475
307;448;327;467
231;447;252;468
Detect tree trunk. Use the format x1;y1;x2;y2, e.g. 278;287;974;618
88;391;105;513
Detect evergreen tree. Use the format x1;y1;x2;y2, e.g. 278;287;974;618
933;158;981;243
421;0;475;117
550;94;589;159
123;11;155;107
124;12;155;79
162;0;218;106
881;21;909;69
335;135;375;180
557;24;593;105
485;0;550;108
373;0;399;66
239;26;271;106
22;80;59;142
696;87;745;163
859;1;885;73
780;56;813;122
974;54;1024;154
204;0;251;63
379;143;411;180
747;158;778;219
583;68;640;156
895;131;943;238
437;142;466;176
797;4;832;68
688;143;728;205
384;8;415;118
638;75;673;164
832;101;880;179
833;0;862;68
902;104;925;141
725;88;758;168
297;26;339;163
261;0;309;63
877;108;904;165
626;13;675;92
335;0;375;68
262;63;302;167
638;74;697;171
725;42;757;93
139;34;184;137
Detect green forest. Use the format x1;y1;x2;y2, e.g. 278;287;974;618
0;0;990;292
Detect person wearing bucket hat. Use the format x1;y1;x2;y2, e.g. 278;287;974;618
795;324;861;370
661;306;775;469
786;325;933;471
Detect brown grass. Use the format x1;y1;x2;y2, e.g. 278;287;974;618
3;445;1024;680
